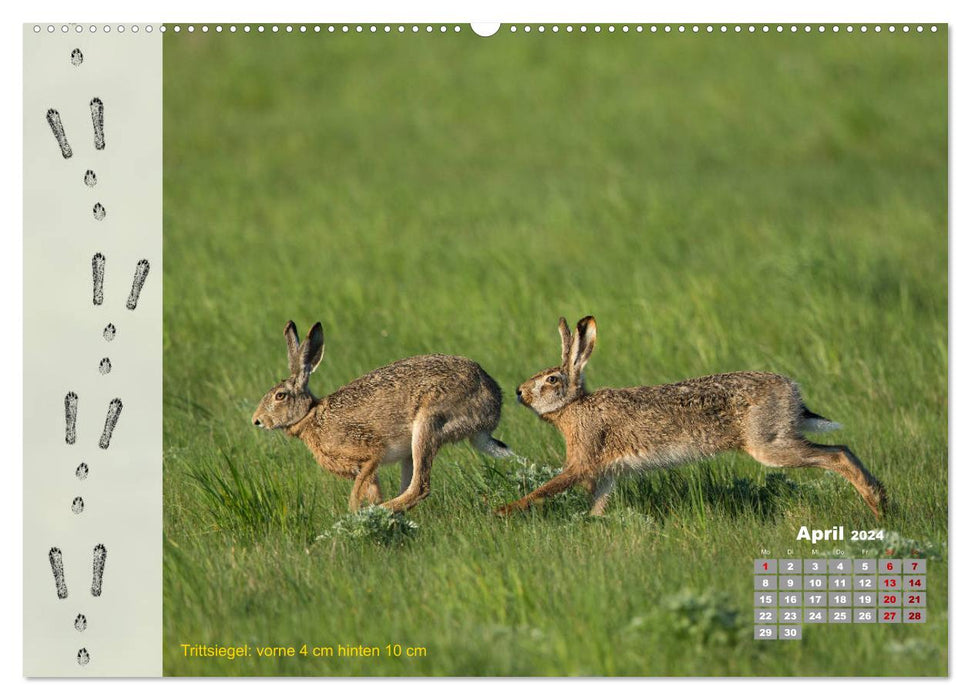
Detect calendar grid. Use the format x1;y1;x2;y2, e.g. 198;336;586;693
754;558;926;639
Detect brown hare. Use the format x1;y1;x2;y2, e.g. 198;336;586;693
497;316;886;518
253;320;512;512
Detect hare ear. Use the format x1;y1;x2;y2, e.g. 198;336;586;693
571;316;597;376
558;317;572;367
300;322;326;374
284;320;301;375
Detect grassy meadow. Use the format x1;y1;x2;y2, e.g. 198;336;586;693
162;28;948;676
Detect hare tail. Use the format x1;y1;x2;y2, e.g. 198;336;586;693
472;432;516;459
800;408;843;433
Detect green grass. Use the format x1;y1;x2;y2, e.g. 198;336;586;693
162;29;947;676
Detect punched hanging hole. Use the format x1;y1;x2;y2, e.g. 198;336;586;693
470;23;500;37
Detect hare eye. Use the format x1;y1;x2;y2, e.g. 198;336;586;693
546;375;558;384
274;391;287;401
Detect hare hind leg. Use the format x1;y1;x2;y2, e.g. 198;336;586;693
746;439;886;518
380;412;439;512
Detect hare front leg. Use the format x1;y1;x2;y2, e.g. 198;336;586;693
588;476;616;516
399;456;414;496
495;468;584;516
348;458;382;511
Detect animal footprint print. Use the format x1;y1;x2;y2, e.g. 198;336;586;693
127;259;150;310
64;392;78;445
99;399;122;449
74;614;87;632
91;544;107;597
46;108;72;159
90;98;104;150
91;253;105;305
49;547;68;599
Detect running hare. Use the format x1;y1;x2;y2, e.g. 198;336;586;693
497;316;886;518
253;320;512;512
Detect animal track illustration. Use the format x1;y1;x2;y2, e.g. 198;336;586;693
90;98;104;150
91;253;105;305
91;544;107;597
99;399;122;449
127;260;150;310
64;392;78;445
42;51;128;673
46;108;72;158
49;547;68;599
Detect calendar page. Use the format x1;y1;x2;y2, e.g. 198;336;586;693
21;19;948;678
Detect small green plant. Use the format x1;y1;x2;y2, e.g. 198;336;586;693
317;506;418;546
662;590;742;646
